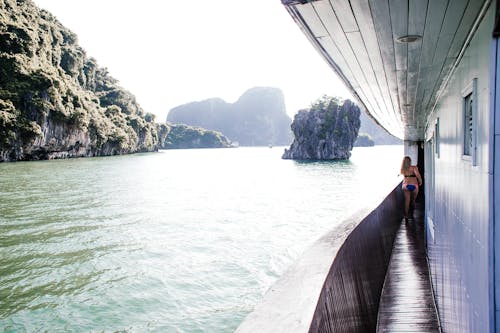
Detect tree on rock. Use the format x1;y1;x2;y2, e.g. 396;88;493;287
282;96;361;160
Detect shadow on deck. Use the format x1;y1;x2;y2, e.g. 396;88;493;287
376;200;441;332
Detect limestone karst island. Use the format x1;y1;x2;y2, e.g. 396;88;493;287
0;0;397;162
282;96;361;160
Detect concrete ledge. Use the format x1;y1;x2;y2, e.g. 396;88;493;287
236;182;403;333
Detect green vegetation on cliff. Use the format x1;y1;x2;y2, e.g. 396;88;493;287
0;0;162;161
164;124;232;149
0;0;232;161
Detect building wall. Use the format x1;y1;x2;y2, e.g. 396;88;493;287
424;6;494;332
492;29;500;333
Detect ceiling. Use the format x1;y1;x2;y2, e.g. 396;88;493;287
282;0;491;141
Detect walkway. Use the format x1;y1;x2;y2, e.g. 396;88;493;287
376;201;441;332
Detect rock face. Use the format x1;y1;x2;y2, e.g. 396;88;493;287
282;97;360;160
0;0;162;161
167;87;292;146
162;124;232;149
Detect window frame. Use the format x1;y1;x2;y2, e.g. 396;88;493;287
461;78;478;166
435;118;440;159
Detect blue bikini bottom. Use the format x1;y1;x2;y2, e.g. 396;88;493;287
406;184;416;191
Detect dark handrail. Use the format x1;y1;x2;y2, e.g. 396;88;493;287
237;182;403;333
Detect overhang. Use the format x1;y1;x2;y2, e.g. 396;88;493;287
282;0;492;141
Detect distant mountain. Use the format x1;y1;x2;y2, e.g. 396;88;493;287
167;87;293;146
358;109;402;145
354;134;375;147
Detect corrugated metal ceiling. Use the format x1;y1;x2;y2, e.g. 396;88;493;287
283;0;491;141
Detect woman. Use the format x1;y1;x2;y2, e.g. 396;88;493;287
400;156;422;221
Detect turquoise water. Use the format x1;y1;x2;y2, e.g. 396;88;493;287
0;146;402;332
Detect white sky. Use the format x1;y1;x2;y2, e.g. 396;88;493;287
33;0;352;120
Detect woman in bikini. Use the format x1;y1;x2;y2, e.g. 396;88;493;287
400;156;422;221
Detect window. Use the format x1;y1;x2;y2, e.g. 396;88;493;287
461;78;478;165
463;93;473;156
435;118;440;158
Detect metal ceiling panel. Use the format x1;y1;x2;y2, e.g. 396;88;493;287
283;0;491;141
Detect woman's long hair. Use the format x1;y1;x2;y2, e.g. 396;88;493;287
400;156;411;175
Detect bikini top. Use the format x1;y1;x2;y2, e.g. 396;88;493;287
405;174;416;177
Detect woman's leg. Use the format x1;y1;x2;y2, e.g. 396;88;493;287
411;187;419;213
403;189;411;219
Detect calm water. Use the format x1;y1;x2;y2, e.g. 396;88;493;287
0;146;402;332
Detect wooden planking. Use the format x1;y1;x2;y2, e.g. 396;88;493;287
425;0;487;117
390;0;409;72
422;57;454;115
390;0;409;126
408;0;428;36
422;0;469;113
309;21;382;122
424;57;455;119
432;33;455;67
396;69;408;118
407;39;423;117
328;0;358;33
311;1;381;122
446;0;485;58
316;35;381;117
346;31;388;122
424;0;486;119
407;0;428;123
367;0;402;134
285;0;487;141
376;202;441;332
327;0;393;124
419;0;449;67
294;2;329;38
317;36;362;91
415;0;448;120
421;54;451;118
350;0;401;134
439;0;469;36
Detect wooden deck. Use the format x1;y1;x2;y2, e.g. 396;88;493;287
376;201;441;332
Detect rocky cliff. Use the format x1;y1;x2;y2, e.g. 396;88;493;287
0;0;165;161
167;87;292;146
282;97;360;160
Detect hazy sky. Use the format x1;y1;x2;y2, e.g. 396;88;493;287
33;0;352;120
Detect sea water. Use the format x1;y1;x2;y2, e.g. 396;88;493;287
0;145;402;332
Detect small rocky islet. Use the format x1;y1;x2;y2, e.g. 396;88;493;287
282;97;361;160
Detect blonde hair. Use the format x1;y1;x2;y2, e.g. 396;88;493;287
400;156;411;174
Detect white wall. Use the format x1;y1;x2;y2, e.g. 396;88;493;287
424;6;494;333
